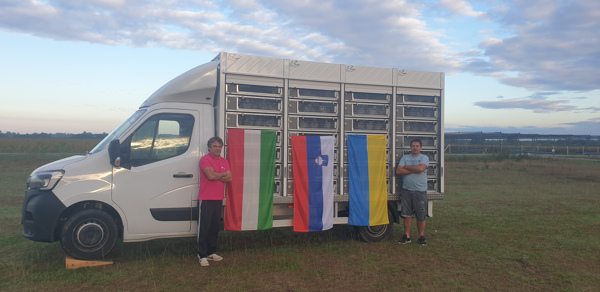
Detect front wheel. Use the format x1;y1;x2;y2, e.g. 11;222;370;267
356;210;394;242
60;209;119;260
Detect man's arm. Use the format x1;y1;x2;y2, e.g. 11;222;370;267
396;164;427;175
202;167;232;182
404;163;428;174
203;167;228;181
396;165;413;176
219;171;232;183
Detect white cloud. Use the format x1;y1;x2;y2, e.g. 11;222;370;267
226;0;262;10
1;0;597;95
438;0;486;19
474;91;599;114
465;0;600;92
0;0;461;72
475;98;577;113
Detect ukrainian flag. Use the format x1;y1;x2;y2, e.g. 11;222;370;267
347;135;389;226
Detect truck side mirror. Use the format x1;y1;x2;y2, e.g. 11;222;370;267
108;139;132;170
108;139;121;167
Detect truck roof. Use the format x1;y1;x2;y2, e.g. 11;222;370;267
140;59;219;108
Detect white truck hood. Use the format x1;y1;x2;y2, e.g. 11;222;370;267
31;155;87;173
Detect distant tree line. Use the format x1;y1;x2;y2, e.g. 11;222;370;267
446;132;600;147
0;131;108;139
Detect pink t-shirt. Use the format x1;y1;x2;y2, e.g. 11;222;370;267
198;154;231;200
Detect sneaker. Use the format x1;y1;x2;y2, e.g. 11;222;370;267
418;236;428;246
207;253;223;261
198;255;209;266
399;234;411;244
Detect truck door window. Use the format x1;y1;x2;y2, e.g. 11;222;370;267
129;114;194;167
90;109;146;154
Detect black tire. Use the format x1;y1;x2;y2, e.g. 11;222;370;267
356;210;394;242
60;209;119;260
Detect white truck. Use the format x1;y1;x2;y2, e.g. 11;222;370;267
22;52;445;259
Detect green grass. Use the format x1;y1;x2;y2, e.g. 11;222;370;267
0;138;101;153
1;152;599;291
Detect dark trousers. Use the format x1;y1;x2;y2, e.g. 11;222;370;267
197;200;222;258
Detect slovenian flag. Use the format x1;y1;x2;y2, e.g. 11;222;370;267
225;129;277;231
347;135;389;226
291;136;334;232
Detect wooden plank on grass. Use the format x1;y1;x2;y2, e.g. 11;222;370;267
65;256;113;269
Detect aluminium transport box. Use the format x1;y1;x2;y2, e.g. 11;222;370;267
214;52;444;211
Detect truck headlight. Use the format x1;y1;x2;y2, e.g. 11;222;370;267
27;170;65;190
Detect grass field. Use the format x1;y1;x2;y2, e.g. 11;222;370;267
0;138;102;153
1;149;599;291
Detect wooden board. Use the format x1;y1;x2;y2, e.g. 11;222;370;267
65;256;113;269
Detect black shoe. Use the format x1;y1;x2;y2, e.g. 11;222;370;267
418;236;427;246
399;234;411;244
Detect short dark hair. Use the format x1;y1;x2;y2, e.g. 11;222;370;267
410;139;422;147
207;136;223;148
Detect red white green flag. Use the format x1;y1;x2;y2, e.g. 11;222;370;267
225;129;277;230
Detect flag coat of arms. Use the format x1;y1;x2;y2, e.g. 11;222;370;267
291;136;334;232
347;134;389;226
225;129;277;231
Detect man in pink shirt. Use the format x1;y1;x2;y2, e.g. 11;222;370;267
197;136;231;266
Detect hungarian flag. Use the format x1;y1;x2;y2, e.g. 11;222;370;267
291;135;334;232
225;129;277;230
347;135;389;226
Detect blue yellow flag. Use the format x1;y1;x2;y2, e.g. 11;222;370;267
347;135;389;226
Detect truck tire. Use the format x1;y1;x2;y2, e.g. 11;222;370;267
60;209;118;260
356;210;394;242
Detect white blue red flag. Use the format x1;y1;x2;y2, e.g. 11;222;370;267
291;136;334;232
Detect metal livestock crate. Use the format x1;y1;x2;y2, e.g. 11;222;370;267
345;91;390;103
226;83;282;97
345;118;389;132
398;94;438;105
345;102;390;118
396;120;438;134
288;116;338;131
288;100;338;116
289;88;339;100
226;95;282;113
396;105;438;120
226;113;282;129
395;135;438;148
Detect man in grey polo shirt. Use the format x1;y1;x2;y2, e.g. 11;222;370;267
396;139;429;246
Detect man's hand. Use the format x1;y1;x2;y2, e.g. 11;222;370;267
396;164;428;175
396;165;412;176
219;171;232;183
202;167;232;183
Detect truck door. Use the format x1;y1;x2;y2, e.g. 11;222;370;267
112;110;199;235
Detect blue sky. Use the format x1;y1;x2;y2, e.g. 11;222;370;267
1;0;598;135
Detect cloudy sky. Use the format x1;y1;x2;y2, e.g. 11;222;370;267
1;0;598;135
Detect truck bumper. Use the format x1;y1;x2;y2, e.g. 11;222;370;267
22;188;66;243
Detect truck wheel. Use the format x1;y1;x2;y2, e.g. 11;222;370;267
356;211;393;242
60;209;118;260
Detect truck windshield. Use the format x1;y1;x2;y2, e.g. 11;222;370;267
89;109;146;154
